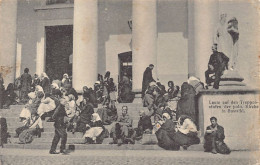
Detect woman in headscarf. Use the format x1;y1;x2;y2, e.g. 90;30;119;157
3;83;17;108
173;115;200;149
176;82;197;123
77;97;94;133
61;73;70;87
40;72;51;94
155;113;180;150
118;72;134;103
84;113;105;144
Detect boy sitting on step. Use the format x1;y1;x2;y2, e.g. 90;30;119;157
110;106;135;145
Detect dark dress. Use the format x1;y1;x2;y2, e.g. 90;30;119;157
176;82;197;123
142;67;155;97
3;83;17;108
77;103;94;133
155;119;180;150
118;76;134;103
20;73;32;101
41;77;51;94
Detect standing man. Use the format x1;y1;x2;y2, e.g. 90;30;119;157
49;98;69;154
142;64;155;98
20;68;32;103
205;44;229;89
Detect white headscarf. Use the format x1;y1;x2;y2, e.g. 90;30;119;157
41;72;49;79
35;85;44;93
51;82;59;89
162;113;171;120
91;113;101;122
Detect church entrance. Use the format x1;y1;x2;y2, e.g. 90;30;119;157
45;25;73;81
118;51;132;85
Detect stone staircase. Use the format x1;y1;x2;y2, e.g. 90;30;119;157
0;104;204;151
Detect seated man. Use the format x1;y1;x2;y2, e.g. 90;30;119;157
204;117;231;154
110;106;135;145
205;44;229;89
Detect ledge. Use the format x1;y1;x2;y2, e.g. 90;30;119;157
198;88;260;95
34;4;73;11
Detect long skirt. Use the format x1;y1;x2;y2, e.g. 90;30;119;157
84;127;103;140
172;131;200;146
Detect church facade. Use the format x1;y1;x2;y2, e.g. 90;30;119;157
0;0;259;92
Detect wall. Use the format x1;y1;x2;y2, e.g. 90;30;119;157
17;0;189;88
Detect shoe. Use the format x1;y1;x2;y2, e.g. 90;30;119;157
49;150;60;154
60;150;70;155
211;149;217;154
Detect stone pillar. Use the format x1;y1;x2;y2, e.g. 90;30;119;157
73;0;98;92
0;0;17;85
192;0;219;83
132;0;157;92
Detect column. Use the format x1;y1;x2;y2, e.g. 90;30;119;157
132;0;157;92
192;0;219;82
0;0;18;85
73;0;98;92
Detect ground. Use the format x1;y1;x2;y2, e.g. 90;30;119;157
0;148;259;165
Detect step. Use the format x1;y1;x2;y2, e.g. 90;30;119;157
2;143;204;151
3;143;163;150
9;132;85;139
7;121;54;128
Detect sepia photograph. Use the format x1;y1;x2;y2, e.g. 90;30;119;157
0;0;259;164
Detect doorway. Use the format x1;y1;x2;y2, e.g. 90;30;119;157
45;25;73;81
118;51;132;85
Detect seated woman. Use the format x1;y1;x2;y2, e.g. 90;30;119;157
76;98;94;133
173;115;200;150
84;113;105;144
118;72;134;103
155;113;180;150
37;93;56;117
136;109;153;139
16;110;42;138
3;83;17;108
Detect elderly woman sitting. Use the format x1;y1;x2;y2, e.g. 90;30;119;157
83;113;105;144
173;115;200;150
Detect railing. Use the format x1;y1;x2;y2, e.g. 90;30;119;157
46;0;74;5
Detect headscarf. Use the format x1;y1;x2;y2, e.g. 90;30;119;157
91;113;101;122
41;72;49;80
62;73;69;84
162;113;171;120
35;85;44;93
51;82;59;89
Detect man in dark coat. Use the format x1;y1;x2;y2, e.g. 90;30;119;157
49;98;69;154
142;64;155;98
20;68;32;103
204;117;231;154
205;44;229;89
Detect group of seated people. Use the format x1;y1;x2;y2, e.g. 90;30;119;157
13;72;230;155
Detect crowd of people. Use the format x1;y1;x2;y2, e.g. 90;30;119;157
0;63;230;155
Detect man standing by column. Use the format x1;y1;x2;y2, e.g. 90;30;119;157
142;64;155;98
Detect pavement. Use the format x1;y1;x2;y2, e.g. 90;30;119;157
0;148;259;165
